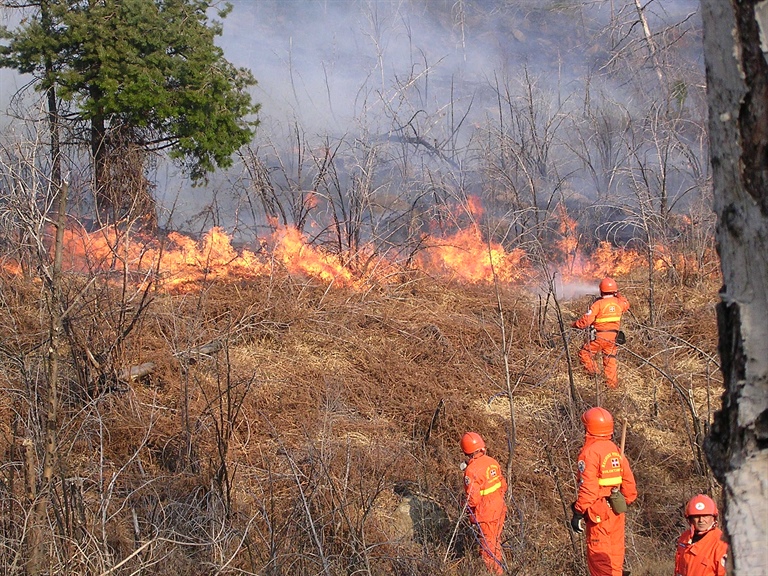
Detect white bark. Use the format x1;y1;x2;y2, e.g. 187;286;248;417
700;1;768;574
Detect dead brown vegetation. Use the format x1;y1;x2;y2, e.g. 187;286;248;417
0;262;722;575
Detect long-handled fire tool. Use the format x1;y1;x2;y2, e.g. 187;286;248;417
444;501;466;563
445;494;507;572
619;416;628;457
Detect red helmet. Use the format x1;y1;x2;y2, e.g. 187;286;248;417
599;277;618;294
581;407;614;436
685;494;718;517
460;432;486;455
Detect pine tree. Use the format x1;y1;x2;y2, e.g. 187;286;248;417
1;0;259;220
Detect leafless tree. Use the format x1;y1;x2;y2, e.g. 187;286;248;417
566;86;630;204
0;113;159;574
478;68;571;249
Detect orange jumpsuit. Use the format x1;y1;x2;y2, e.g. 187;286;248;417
463;453;508;574
674;526;728;576
573;293;630;388
574;434;638;576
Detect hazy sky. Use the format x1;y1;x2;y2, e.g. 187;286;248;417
0;1;703;233
0;0;698;128
217;0;701;136
1;1;702;134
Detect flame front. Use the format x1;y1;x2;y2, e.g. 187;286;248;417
55;224;372;292
8;202;712;293
415;227;529;283
556;203;579;271
273;227;356;286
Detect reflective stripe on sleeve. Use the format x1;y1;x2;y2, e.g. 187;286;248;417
479;481;502;495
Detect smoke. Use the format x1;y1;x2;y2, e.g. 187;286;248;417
219;0;701;136
1;0;703;145
0;0;703;237
221;1;590;135
553;276;600;301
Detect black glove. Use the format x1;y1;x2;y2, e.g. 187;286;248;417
570;503;586;534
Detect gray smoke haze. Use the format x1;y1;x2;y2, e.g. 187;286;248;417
0;0;703;147
0;1;703;238
217;0;701;136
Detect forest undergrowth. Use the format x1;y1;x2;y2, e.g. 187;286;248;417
0;263;722;575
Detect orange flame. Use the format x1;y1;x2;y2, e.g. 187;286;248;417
555;203;579;268
467;195;484;219
2;260;23;276
55;225;361;292
272;226;356;286
4;200;714;292
549;205;717;283
580;241;645;278
415;227;529;284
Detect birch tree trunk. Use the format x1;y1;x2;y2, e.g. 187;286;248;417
700;2;768;574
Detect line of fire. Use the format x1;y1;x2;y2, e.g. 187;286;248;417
1;199;715;294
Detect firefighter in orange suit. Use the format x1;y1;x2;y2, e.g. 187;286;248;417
571;407;637;576
674;494;728;576
572;277;630;388
461;432;508;574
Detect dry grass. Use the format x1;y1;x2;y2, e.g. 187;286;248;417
0;267;723;575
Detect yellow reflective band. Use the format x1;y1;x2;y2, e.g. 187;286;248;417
595;316;621;323
598;477;623;487
479;481;502;496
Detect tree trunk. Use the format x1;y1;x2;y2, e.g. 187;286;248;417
47;82;61;191
92;111;108;215
700;2;768;575
26;180;67;574
25;3;66;571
